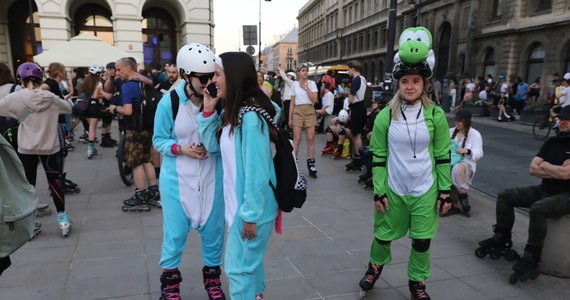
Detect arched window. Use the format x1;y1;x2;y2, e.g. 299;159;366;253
8;0;42;67
74;4;114;45
436;22;451;80
527;43;544;84
143;8;177;68
458;54;466;74
483;48;496;79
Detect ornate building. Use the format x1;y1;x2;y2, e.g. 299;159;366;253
0;0;214;71
297;0;570;86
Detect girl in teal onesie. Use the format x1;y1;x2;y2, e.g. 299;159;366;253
198;52;279;300
358;27;452;300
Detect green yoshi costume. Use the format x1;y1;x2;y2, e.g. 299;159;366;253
358;27;451;300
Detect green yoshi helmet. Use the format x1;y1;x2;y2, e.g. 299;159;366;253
393;26;435;80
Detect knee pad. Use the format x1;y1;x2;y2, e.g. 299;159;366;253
339;127;346;135
325;126;332;133
412;239;431;253
375;238;391;246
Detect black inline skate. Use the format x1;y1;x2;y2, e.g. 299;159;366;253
346;156;363;172
122;189;151;212
475;225;520;261
510;244;541;284
358;262;383;299
160;269;182;300
61;173;81;194
307;158;317;178
146;184;162;208
203;266;226;300
409;280;431;299
459;192;471;217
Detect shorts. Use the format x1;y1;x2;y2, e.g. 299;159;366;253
292;104;317;129
124;130;152;168
85;99;102;119
348;101;366;135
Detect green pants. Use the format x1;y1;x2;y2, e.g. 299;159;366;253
369;184;439;281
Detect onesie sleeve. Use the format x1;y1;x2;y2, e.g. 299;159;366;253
370;107;390;196
432;106;451;193
197;110;222;155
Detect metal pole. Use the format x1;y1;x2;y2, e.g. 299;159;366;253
258;0;262;69
383;0;397;94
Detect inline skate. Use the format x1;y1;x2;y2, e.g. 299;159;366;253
332;145;343;159
320;142;334;155
475;225;520;261
203;266;226;300
29;221;42;240
36;202;52;217
122;189;151;212
160;269;182;300
146;184;162;208
510;244;541;284
358;262;383;299
346;156;363;172
307;158;317;178
409;280;431;300
87;143;98;159
61;173;81;194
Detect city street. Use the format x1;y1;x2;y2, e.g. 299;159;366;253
1;117;569;299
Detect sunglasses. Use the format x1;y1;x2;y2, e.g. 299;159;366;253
191;73;214;84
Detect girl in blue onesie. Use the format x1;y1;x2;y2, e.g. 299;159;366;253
198;51;279;300
358;27;452;300
152;43;226;300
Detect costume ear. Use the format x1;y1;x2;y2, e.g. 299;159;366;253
394;52;401;64
426;49;435;72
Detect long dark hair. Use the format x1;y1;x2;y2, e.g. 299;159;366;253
451;114;471;150
0;63;16;86
79;74;100;98
218;52;276;137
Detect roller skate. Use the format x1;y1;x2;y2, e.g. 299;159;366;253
100;133;116;148
475;225;520;261
332;145;343;159
346;156;363;172
36;202;52;217
61;173;81;194
78;131;88;143
121;189;151;212
409;280;431;299
147;184;162;208
510;245;541;285
87;143;97;159
29;221;42;240
160;269;182;300
459;192;471;217
358;262;383;298
321;142;334;155
66;141;75;151
307;158;317;178
56;211;72;238
203;266;226;300
364;178;374;189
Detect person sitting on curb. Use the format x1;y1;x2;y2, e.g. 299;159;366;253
442;109;483;217
478;105;570;282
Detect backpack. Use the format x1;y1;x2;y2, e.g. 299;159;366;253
237;105;308;212
360;76;373;108
0;84;20;150
72;92;89;117
140;82;163;129
0;135;38;258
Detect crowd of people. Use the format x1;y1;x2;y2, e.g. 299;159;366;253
1;24;570;300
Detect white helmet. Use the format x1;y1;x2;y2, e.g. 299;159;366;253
338;110;349;123
176;43;216;76
89;65;104;75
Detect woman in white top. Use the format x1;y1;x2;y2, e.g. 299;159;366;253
448;109;484;216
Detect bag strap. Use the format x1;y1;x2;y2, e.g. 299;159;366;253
237;104;279;133
9;84;17;93
170;89;180;122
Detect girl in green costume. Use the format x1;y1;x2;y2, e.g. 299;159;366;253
358;27;452;300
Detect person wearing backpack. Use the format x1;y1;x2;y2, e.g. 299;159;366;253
357;27;451;299
0;62;74;238
344;60;369;172
79;65;109;158
152;43;226;300
0;63;23;149
108;58;159;210
198;52;279;300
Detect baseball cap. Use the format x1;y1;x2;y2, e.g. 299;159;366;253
106;62;115;70
564;73;570;80
454;109;472;122
559;106;570;120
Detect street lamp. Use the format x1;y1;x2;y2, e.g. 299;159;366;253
259;0;271;69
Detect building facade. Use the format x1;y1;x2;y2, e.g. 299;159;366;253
263;27;298;72
297;0;570;88
0;0;214;71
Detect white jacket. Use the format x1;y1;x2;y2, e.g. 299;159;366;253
449;127;483;174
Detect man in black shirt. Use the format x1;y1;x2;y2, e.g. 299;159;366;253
479;106;570;278
155;64;180;94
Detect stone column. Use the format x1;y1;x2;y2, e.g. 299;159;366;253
113;16;144;63
36;14;71;52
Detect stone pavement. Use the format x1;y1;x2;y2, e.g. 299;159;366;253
1;129;569;300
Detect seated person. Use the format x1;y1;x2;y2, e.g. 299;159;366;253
320;109;351;158
443;110;484;216
479;84;493;113
359;99;383;185
478;106;570;279
316;82;335;133
497;92;512;122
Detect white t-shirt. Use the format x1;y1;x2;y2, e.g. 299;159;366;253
478;90;488;102
321;91;334;115
560;87;569;107
291;80;318;105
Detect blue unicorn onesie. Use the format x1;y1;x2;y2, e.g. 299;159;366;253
198;107;278;299
152;81;225;273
